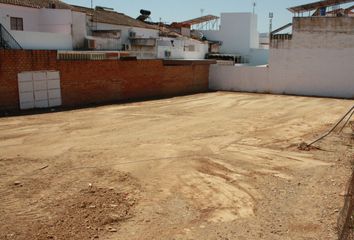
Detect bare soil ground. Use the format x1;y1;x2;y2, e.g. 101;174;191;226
0;92;353;240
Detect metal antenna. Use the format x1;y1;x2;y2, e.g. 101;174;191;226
269;12;274;36
252;1;256;14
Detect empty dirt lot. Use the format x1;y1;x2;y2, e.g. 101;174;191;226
0;92;353;240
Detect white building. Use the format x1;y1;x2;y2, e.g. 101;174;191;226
201;13;258;55
78;8;209;59
268;16;354;98
0;0;160;51
259;33;270;49
0;0;209;60
155;25;209;60
200;12;269;65
209;14;354;99
71;5;159;52
127;36;208;60
0;0;83;50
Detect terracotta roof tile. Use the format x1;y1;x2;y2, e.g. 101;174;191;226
71;5;158;30
0;0;158;30
0;0;71;9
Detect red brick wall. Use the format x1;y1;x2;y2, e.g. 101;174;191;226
0;50;211;110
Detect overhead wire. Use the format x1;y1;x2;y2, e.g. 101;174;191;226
306;105;354;147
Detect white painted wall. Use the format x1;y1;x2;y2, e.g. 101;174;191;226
86;35;121;50
268;48;354;98
18;71;62;110
249;14;259;49
249;48;269;66
268;17;354;98
157;37;208;59
131;49;157;59
38;8;72;34
210;47;354;99
201;13;259;56
11;31;72;50
200;12;268;65
0;3;40;31
0;3;76;50
0;3;72;33
259;33;269;49
92;21;159;50
209;65;269;92
72;11;87;49
209;17;354;99
183;45;209;59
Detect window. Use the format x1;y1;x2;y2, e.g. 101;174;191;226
10;17;23;31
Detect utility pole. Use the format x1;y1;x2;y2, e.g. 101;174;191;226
159;17;162;33
269;12;274;45
200;9;205;30
90;0;94;32
269;12;274;35
252;1;256;15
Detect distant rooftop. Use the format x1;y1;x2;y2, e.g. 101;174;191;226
288;0;354;13
0;0;158;30
180;15;219;26
70;5;158;30
0;0;71;9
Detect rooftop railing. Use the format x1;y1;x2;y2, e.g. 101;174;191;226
0;24;22;50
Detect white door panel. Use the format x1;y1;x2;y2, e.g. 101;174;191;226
34;80;47;91
18;72;33;82
47;79;60;89
35;100;49;108
49;98;62;107
18;81;34;93
18;71;61;110
34;91;48;101
19;91;34;103
47;71;60;80
20;101;35;110
33;72;47;81
48;89;61;99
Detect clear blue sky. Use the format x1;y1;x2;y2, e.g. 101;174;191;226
64;0;352;32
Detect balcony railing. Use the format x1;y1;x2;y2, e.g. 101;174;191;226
0;24;22;49
270;34;293;49
130;38;156;47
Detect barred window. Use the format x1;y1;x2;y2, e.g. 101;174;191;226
10;17;23;31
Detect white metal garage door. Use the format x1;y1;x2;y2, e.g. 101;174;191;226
18;71;62;110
